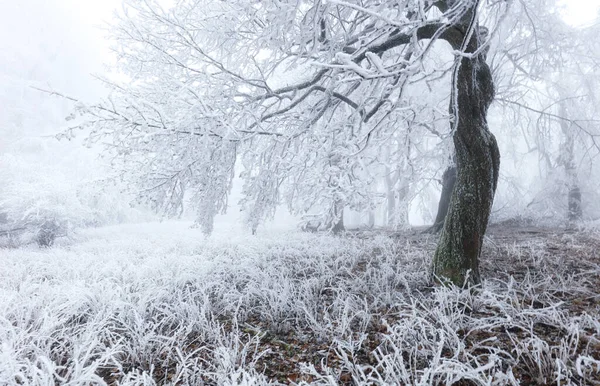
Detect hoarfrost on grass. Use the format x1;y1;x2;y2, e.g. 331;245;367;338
0;222;599;385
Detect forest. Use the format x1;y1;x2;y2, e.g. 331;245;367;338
0;0;599;384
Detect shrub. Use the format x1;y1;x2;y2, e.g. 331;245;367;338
0;154;95;247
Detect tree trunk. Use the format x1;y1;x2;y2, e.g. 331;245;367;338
386;187;396;226
386;174;411;230
367;209;375;229
385;170;397;227
331;200;345;234
332;213;345;234
394;180;410;230
568;187;582;221
428;165;456;233
385;140;411;230
558;100;582;222
432;19;500;286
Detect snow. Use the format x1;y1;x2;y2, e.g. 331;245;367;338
1;222;599;384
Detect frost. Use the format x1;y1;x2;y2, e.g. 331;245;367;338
0;222;598;384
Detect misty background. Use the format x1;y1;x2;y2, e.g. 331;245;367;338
1;0;600;237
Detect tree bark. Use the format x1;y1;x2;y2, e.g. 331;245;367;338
386;174;410;230
395;180;410;229
386;183;396;226
428;165;456;233
432;12;500;286
385;138;411;230
367;209;375;229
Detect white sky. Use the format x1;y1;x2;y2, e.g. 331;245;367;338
0;0;597;146
0;0;121;99
560;0;600;26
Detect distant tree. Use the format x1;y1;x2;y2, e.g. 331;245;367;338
428;164;456;233
0;154;93;247
489;0;600;224
0;0;142;246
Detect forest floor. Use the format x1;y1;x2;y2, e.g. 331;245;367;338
0;221;599;385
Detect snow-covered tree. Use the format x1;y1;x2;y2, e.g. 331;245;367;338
68;0;512;284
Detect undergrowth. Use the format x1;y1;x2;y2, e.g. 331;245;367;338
0;222;598;385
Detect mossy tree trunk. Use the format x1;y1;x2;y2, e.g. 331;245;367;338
431;8;500;286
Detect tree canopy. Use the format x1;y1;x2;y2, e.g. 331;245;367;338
61;0;600;285
66;1;508;236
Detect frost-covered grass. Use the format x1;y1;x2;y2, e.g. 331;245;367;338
0;222;599;385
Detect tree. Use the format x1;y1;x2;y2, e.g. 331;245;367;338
382;130;413;231
66;0;510;284
0;154;95;247
428;7;499;286
488;0;600;224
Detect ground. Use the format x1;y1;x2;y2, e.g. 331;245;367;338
0;221;598;385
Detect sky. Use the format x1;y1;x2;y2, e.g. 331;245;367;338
0;0;122;180
0;0;121;98
560;0;600;26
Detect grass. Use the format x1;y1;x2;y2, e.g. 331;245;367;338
0;221;599;385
